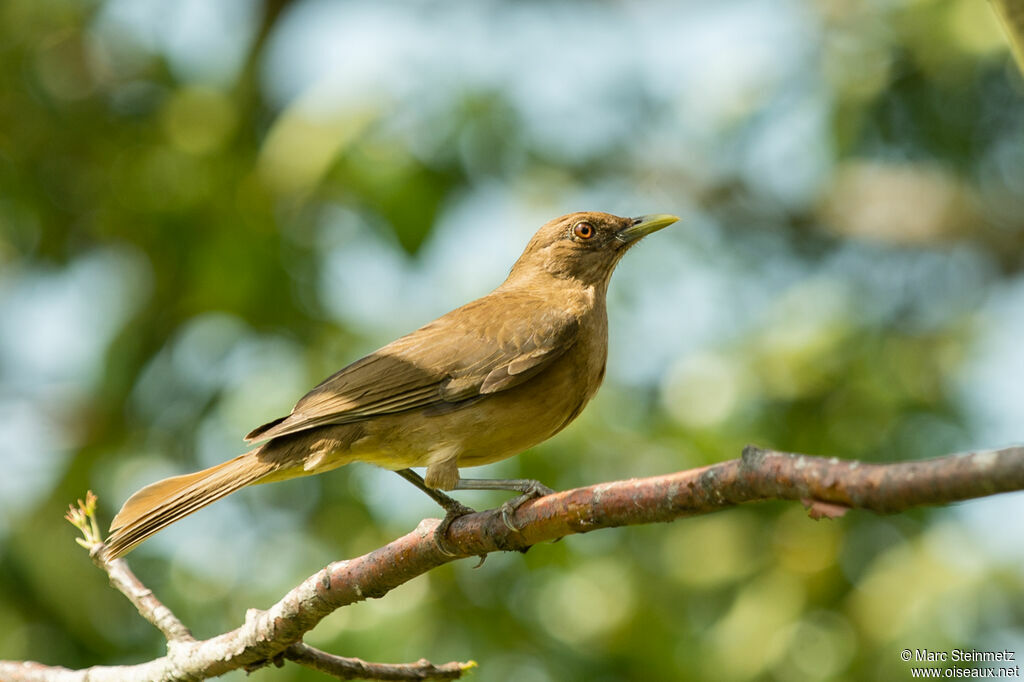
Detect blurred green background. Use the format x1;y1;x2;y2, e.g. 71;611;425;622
2;0;1024;680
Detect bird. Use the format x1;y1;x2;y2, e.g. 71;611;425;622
104;211;679;558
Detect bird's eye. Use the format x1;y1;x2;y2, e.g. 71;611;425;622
573;222;595;240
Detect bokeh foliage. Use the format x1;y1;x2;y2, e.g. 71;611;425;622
1;0;1024;680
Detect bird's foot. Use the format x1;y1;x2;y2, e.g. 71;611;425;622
434;499;476;557
499;481;555;532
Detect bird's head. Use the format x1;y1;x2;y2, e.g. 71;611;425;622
506;211;679;289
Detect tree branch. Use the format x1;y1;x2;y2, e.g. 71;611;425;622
3;445;1022;681
285;643;474;680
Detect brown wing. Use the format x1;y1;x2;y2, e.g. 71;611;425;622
244;292;580;443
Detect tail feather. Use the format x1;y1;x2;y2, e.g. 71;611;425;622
104;449;276;559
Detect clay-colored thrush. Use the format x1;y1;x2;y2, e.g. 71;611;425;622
105;211;679;558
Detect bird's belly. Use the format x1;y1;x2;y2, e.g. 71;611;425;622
349;353;598;471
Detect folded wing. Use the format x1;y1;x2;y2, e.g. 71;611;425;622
244;292;579;442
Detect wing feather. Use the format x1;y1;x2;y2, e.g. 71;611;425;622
244;292;580;442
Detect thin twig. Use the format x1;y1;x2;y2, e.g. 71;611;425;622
65;493;194;643
103;557;196;642
284;643;475;681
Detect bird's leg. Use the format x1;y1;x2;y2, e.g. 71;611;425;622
394;467;471;513
452;478;556;532
393;468;475;557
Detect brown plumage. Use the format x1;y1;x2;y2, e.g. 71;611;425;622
105;211;679;558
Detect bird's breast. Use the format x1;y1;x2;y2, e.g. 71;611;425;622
351;313;608;470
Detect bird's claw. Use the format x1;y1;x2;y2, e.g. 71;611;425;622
499;482;555;532
434;501;476;557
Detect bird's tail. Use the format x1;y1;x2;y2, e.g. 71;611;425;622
103;448;277;559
